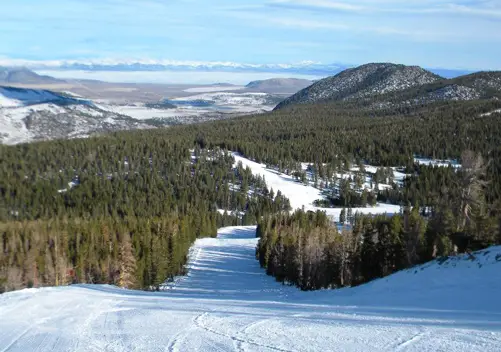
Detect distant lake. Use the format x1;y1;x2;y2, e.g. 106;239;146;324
165;99;233;111
35;70;322;85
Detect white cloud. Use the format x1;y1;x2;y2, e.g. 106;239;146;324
0;57;325;70
271;0;365;11
271;0;501;18
269;17;349;30
230;11;457;42
1;0;500;70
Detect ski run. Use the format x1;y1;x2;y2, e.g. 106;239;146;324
1;154;500;351
1;226;500;351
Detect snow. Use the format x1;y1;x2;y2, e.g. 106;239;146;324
100;103;205;120
481;108;501;117
277;63;440;108
66;104;104;117
1;226;500;351
171;92;276;113
217;209;245;217
0;87;62;108
97;91;276;121
0;93;19;108
62;91;84;98
0;103;67;144
233;153;400;221
414;157;461;168
0;102;113;145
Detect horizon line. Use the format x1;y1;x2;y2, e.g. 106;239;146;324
0;58;488;73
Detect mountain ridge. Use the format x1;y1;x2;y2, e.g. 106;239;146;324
0;59;476;78
0;86;152;145
0;67;65;85
274;63;501;110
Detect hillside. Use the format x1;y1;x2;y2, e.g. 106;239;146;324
0;86;152;144
245;78;312;94
274;64;501;111
275;63;442;109
0;226;499;351
0;67;64;85
374;70;501;107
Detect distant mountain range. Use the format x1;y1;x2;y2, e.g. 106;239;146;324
1;69;304;145
0;59;474;78
2;64;500;146
274;63;501;111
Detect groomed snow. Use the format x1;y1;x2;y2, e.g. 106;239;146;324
233;153;401;221
1;226;500;351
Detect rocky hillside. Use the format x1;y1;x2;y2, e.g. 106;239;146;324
0;86;152;145
372;71;501;109
275;63;442;109
443;71;501;98
274;63;501;111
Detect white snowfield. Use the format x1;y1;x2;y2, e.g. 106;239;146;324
171;92;276;113
233;153;401;221
1;226;500;352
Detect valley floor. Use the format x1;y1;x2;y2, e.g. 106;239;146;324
1;226;500;352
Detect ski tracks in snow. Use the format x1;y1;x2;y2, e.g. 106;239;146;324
0;326;33;352
1;226;501;351
193;311;293;352
0;299;75;352
395;330;427;351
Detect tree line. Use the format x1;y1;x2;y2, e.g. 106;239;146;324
256;151;501;290
0;137;289;292
2;97;501;292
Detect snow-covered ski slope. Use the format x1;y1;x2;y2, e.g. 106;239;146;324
1;226;500;352
233;153;401;221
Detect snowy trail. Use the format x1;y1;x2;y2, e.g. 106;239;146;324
1;226;501;351
232;153;401;221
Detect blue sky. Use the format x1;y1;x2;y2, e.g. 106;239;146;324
1;0;501;70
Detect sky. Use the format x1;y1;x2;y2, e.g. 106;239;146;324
1;0;501;71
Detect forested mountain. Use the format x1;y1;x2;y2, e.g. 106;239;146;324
274;63;442;109
0;135;290;292
2;74;501;293
274;63;501;111
372;70;501;108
